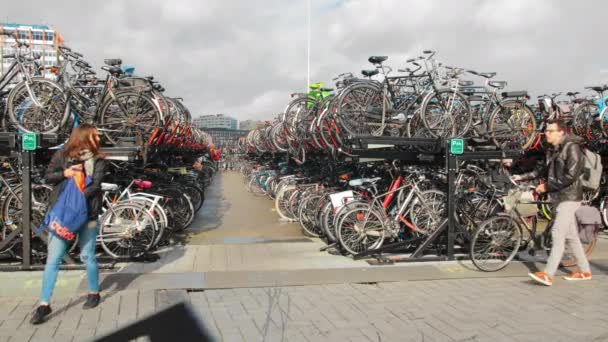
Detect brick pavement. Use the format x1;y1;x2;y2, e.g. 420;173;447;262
1;275;607;342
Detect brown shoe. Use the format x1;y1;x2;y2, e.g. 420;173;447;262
528;272;553;286
564;270;592;281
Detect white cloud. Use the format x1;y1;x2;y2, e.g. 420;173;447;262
1;0;607;121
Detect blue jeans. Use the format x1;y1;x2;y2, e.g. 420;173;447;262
40;220;100;304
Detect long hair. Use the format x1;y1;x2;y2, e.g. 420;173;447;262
64;124;101;159
547;119;570;134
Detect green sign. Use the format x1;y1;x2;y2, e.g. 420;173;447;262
450;138;464;155
22;133;37;151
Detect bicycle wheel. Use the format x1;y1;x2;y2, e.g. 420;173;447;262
326;200;369;243
561;234;598;268
409;190;447;235
488;101;537;150
283;97;317;138
129;197;168;248
176;193;195;230
275;186;297;221
99;203;157;259
298;194;323;237
336;206;385;256
7;77;67;134
177;180;205;213
99;91;162;145
336;82;386;136
287;188;306;220
248;176;266;196
571;102;597;138
470;215;523;272
600;106;608;138
1;184;54;256
420;90;471;138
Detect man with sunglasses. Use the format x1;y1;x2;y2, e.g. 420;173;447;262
511;120;592;286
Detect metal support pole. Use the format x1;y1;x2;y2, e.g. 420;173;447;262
446;153;457;260
21;150;32;269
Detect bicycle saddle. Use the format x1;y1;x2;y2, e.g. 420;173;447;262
368;56;388;64
566;91;580;96
134;179;153;189
101;183;120;192
104;58;122;66
488;81;507;89
349;177;382;186
585;86;608;93
478;72;496;79
502;91;529;98
459;80;474;87
361;69;379;77
101;65;123;75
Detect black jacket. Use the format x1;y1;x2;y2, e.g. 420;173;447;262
46;150;107;219
522;134;584;203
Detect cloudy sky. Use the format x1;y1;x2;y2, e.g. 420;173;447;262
3;0;607;120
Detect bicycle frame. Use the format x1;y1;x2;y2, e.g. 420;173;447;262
356;177;435;235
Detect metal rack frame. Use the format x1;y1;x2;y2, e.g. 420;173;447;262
0;133;120;271
347;136;523;263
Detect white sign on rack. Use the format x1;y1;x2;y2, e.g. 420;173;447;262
330;191;354;210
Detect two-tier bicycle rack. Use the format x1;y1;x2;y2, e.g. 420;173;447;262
343;135;523;264
0;132;141;271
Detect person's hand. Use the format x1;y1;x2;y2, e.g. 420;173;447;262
510;175;523;184
63;165;82;178
535;183;547;194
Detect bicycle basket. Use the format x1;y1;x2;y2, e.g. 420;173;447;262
503;189;537;217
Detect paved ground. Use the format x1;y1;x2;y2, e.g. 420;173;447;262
185;171;305;243
1;170;608;341
1;276;607;342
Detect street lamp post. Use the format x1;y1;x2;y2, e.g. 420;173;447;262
307;0;311;92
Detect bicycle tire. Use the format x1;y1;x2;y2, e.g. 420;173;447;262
470;215;523;272
488;101;537;150
336;206;385;256
99;203;157;259
275;186;297;221
98;91;161;145
128;197;168;248
561;238;597;267
336;82;386;136
420;90;471;138
571;102;597;137
7;77;67;134
297;194;323;237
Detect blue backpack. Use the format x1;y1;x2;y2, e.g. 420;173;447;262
39;170;92;241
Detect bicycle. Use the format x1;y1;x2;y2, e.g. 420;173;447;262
335;169;446;255
470;184;598;272
0;29;67;134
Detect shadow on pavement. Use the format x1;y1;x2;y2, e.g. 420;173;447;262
47;240;188;320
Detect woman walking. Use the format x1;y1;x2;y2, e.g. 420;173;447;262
31;124;107;324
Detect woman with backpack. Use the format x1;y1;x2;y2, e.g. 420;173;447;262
30;124;107;324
